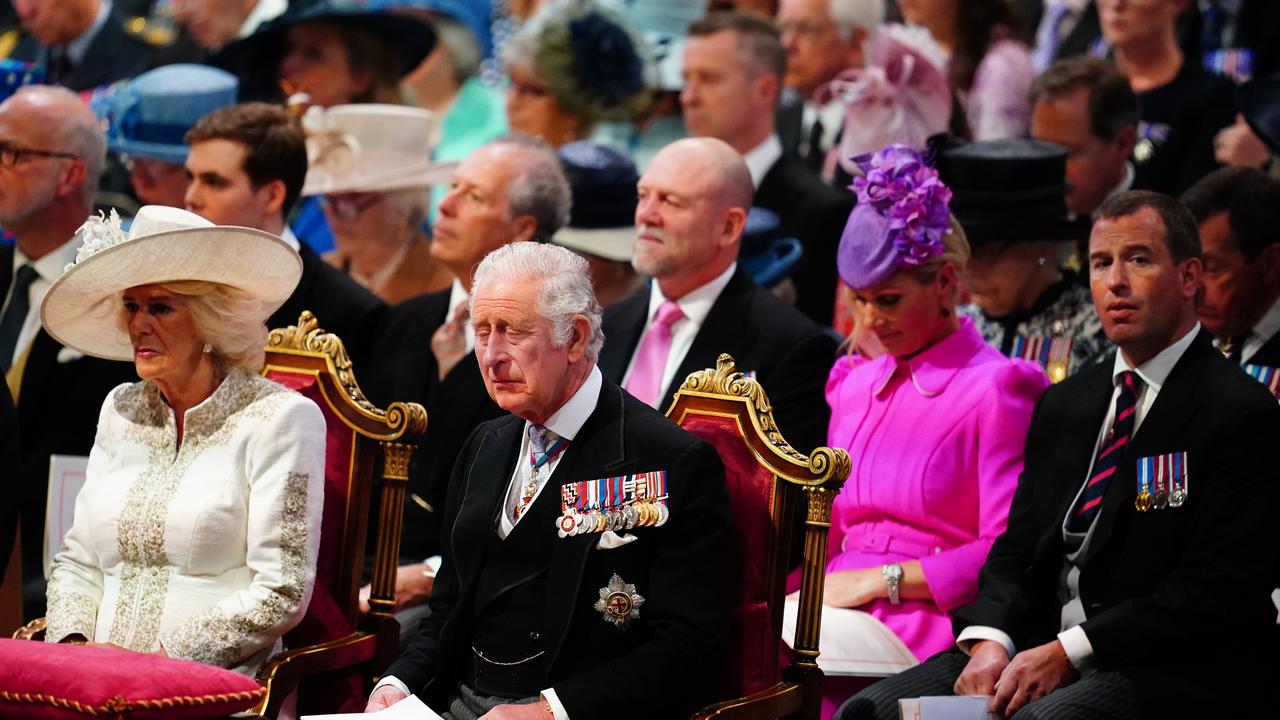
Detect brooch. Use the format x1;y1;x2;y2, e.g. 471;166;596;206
594;573;644;630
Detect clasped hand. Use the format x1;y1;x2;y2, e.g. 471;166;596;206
954;639;1077;717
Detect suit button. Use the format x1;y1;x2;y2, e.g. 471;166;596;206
529;631;541;642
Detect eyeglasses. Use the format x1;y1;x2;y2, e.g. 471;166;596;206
321;192;385;222
0;142;78;168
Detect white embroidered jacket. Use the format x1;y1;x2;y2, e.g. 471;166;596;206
45;369;326;675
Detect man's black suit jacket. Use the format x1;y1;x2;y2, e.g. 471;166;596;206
754;155;855;327
1244;329;1280;369
0;380;18;579
385;378;733;719
362;289;503;561
954;330;1280;713
600;268;837;454
0;245;136;617
269;243;385;370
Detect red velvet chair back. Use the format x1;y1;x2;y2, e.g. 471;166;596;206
665;355;849;720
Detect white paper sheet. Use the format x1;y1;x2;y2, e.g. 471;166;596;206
782;598;919;677
44;454;88;579
301;694;445;720
900;695;994;720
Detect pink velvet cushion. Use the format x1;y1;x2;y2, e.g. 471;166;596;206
0;639;264;719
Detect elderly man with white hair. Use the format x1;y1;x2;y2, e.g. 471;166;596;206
367;242;733;720
777;0;885;176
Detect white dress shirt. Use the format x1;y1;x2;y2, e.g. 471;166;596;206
3;236;82;368
447;278;476;354
957;324;1201;671
620;263;737;407
65;0;112;66
742;135;783;190
237;0;288;40
376;366;604;720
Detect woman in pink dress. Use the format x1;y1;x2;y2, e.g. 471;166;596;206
821;145;1048;712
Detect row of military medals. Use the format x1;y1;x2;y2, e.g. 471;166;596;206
1134;452;1188;512
557;471;669;538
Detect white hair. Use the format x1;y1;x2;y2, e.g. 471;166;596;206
470;243;605;360
829;0;885;44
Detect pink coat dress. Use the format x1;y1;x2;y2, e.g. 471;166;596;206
825;318;1048;661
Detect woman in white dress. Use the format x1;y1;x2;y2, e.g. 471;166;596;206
39;205;326;676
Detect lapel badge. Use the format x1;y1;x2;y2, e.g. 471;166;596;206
595;573;644;630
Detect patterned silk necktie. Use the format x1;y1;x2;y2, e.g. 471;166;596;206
1070;371;1142;533
515;424;569;522
624;300;685;407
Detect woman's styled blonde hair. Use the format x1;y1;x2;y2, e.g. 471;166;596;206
119;281;270;375
843;216;970;355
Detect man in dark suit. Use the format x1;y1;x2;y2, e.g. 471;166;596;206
1182;166;1280;374
682;11;855;326
600;137;836;454
0;86;136;617
0;381;19;580
182;102;385;367
367;242;732;720
839;190;1280;720
2;0;184;91
359;136;571;628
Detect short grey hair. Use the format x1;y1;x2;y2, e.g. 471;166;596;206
829;0;885;44
16;85;105;204
493;134;572;242
118;281;269;374
470;242;604;360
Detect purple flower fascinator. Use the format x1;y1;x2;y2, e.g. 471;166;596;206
837;144;953;289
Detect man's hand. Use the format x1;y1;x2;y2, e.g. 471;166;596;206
819;568;886;608
479;700;553;719
359;563;435;613
1215;115;1272;169
953;640;1010;697
365;685;408;713
990;640;1078;717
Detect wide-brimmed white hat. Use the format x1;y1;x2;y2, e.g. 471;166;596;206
301;104;457;196
41;205;303;361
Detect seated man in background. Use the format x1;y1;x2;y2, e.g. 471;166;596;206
368;242;733;719
839;191;1280;720
600;137;836;454
359;135;570;636
1182;166;1280;376
183;102;385;366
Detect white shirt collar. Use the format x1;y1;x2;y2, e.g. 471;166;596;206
279;226;301;253
21;234;83;286
66;0;111;65
532;364;602;442
1111;322;1201;393
646;262;737;330
1243;295;1280;364
742;134;783;189
447;277;475;353
237;0;288;40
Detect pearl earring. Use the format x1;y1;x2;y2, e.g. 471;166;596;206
1037;256;1047;267
202;343;212;354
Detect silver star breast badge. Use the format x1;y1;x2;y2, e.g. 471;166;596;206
594;573;644;630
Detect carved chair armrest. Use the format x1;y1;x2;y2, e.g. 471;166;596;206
691;682;803;720
251;631;378;718
11;616;46;641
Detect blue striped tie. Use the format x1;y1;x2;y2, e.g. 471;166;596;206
1070;371;1141;533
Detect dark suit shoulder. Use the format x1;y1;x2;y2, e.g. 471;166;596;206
1198;347;1280;413
383;288;451;332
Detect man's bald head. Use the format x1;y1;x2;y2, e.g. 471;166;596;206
6;86;105;203
633;138;753;299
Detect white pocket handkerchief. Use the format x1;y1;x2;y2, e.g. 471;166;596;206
56;347;84;364
596;530;638;550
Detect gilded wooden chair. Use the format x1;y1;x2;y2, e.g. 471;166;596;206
664;354;850;720
252;311;426;717
14;311;427;719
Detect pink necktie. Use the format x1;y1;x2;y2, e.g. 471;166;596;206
625;300;685;406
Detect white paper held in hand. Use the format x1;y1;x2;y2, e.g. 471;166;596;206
301;694;445;720
781;598;919;676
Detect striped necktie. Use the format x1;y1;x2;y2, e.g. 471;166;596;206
1069;371;1142;533
514;424;569;522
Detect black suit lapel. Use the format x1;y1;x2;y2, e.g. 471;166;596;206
599;288;649;384
450;418;524;583
544;382;633;672
660;269;753;404
1081;334;1210;564
0;245;13;302
1246;329;1280;369
1037;362;1113;559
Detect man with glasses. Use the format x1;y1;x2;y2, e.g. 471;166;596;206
0;85;136;619
182;102;385;367
776;0;883;183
